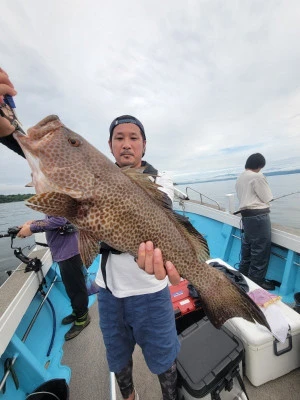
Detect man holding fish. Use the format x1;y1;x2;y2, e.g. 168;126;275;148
95;115;182;400
0;69;182;400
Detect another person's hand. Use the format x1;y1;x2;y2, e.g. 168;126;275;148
136;241;181;285
0;68;17;137
0;68;17;102
17;222;33;238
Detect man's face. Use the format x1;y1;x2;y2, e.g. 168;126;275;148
109;123;146;168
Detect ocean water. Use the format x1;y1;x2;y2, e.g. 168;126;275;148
0;202;41;285
0;172;299;286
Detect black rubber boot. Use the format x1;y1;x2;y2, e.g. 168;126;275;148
252;279;275;291
64;313;91;340
62;312;76;325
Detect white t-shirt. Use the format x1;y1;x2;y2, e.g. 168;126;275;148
235;170;273;210
95;171;174;298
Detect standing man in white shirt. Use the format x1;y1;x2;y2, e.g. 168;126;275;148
235;153;275;291
95;115;180;400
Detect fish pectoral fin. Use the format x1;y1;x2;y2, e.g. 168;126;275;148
25;192;78;218
200;264;271;330
78;230;99;268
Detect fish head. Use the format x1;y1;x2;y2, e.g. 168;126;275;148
13;115;103;198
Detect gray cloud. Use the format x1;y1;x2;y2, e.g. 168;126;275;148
0;0;300;193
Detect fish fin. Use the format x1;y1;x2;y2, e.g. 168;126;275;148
122;168;172;207
25;192;78;218
78;230;99;267
25;180;34;187
123;168;210;261
199;264;270;330
174;214;210;262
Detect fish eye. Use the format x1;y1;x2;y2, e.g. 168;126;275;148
68;137;81;147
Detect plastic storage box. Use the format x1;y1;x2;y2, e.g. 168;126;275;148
224;286;300;386
176;317;246;399
209;257;300;386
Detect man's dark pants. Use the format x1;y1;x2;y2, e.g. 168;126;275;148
59;254;89;317
239;213;271;282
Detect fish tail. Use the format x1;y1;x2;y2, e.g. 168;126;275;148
199;264;270;330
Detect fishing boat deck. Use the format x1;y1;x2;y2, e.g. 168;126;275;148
1;201;300;399
62;301;300;400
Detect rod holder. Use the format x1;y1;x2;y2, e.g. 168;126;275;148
225;193;235;214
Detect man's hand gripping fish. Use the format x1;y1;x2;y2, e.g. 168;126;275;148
13;115;270;331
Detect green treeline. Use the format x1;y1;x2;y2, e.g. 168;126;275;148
0;194;34;203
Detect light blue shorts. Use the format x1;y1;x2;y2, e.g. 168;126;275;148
97;286;180;375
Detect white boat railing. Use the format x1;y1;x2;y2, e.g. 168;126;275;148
184;187;221;209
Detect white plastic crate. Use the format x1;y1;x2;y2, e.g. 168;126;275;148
209;258;300;386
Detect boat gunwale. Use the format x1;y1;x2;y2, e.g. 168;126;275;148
174;199;300;254
0;247;52;357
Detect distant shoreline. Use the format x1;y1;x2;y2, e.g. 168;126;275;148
0;194;34;204
174;169;300;186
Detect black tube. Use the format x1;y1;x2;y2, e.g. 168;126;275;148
46;296;57;357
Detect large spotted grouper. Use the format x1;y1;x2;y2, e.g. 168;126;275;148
13;115;270;330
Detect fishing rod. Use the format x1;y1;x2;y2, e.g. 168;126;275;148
0;226;21;240
271;191;300;201
233;191;300;215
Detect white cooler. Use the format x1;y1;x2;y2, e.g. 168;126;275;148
209;258;300;386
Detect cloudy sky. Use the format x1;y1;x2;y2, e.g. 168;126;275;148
1;0;300;194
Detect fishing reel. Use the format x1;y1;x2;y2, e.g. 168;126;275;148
8;226;21;238
0;226;43;274
13;248;43;273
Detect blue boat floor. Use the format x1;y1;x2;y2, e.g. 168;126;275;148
62;301;300;400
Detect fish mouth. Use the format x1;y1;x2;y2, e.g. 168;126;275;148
13;115;82;196
14;115;61;141
13;115;85;198
13;115;63;164
32;115;60;128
